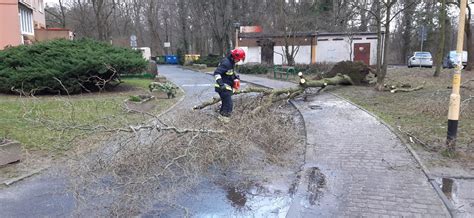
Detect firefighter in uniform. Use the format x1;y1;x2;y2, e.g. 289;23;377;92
214;48;246;122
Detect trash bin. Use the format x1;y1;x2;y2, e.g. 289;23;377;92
184;54;201;65
156;56;166;64
165;55;179;64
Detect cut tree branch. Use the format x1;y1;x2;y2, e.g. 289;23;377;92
193;73;353;110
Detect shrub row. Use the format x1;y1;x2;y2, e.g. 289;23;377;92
237;64;271;74
236;63;334;75
0;39;147;95
193;54;221;67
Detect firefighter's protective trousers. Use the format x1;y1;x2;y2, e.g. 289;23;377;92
214;55;237;117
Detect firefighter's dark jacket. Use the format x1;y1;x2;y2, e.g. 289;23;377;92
214;55;238;92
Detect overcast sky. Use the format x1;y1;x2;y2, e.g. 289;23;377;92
44;0;59;6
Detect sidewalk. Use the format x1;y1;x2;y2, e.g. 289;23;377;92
238;75;451;217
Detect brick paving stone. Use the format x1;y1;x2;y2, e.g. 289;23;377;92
238;75;450;217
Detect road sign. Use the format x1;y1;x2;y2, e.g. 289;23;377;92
164;42;171;48
419;26;428;41
130;35;137;48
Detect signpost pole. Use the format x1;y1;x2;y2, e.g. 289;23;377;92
446;0;467;152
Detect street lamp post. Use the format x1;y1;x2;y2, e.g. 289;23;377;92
233;22;241;48
446;0;467;152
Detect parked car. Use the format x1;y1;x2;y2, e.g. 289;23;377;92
408;52;433;68
443;50;468;68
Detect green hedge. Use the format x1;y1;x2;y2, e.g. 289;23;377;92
237;63;334;75
238;64;270;74
0;39;147;95
193;54;221;67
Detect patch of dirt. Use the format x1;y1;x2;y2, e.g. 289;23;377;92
226;187;247;208
307;167;326;205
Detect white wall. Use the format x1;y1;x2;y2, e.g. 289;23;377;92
316;38;351;63
273;45;312;65
241;34;380;66
294;46;311;64
137;47;151;61
316;35;379;65
274;46;286;65
241;46;261;64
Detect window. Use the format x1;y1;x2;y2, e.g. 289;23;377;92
414;52;432;58
19;6;34;35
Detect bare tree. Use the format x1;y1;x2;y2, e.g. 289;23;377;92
45;0;68;28
434;0;447;77
354;0;416;90
90;0;117;41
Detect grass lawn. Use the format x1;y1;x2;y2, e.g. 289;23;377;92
331;67;474;169
0;78;182;152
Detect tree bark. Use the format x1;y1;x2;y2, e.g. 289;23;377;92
466;7;474;71
434;0;446;77
376;1;394;91
193;74;354;110
401;0;414;64
58;0;67;28
178;0;189;53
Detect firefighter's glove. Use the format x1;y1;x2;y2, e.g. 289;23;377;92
215;75;225;88
223;84;233;91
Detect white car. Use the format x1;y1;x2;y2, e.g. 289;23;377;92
408;52;433;68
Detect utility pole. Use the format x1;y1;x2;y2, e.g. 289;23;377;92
446;0;467;152
419;25;427;68
234;22;240;48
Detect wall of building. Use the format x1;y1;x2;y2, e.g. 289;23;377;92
240;33;380;66
0;0;21;49
273;45;312;65
316;35;378;65
19;0;34;7
35;29;73;41
240;46;261;64
32;0;45;29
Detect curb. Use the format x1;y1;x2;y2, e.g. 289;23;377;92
1;166;48;187
329;92;455;217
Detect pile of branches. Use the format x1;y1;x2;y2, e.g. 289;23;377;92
66;96;303;216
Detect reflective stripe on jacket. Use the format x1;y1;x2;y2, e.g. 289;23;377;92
214;55;237;91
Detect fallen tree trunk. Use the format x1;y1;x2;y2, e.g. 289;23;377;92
193;73;353;110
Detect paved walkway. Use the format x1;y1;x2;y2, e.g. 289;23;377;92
237;75;451;217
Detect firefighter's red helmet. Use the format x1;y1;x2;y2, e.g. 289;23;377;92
231;48;246;62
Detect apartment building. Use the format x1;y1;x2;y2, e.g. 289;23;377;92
0;0;46;49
